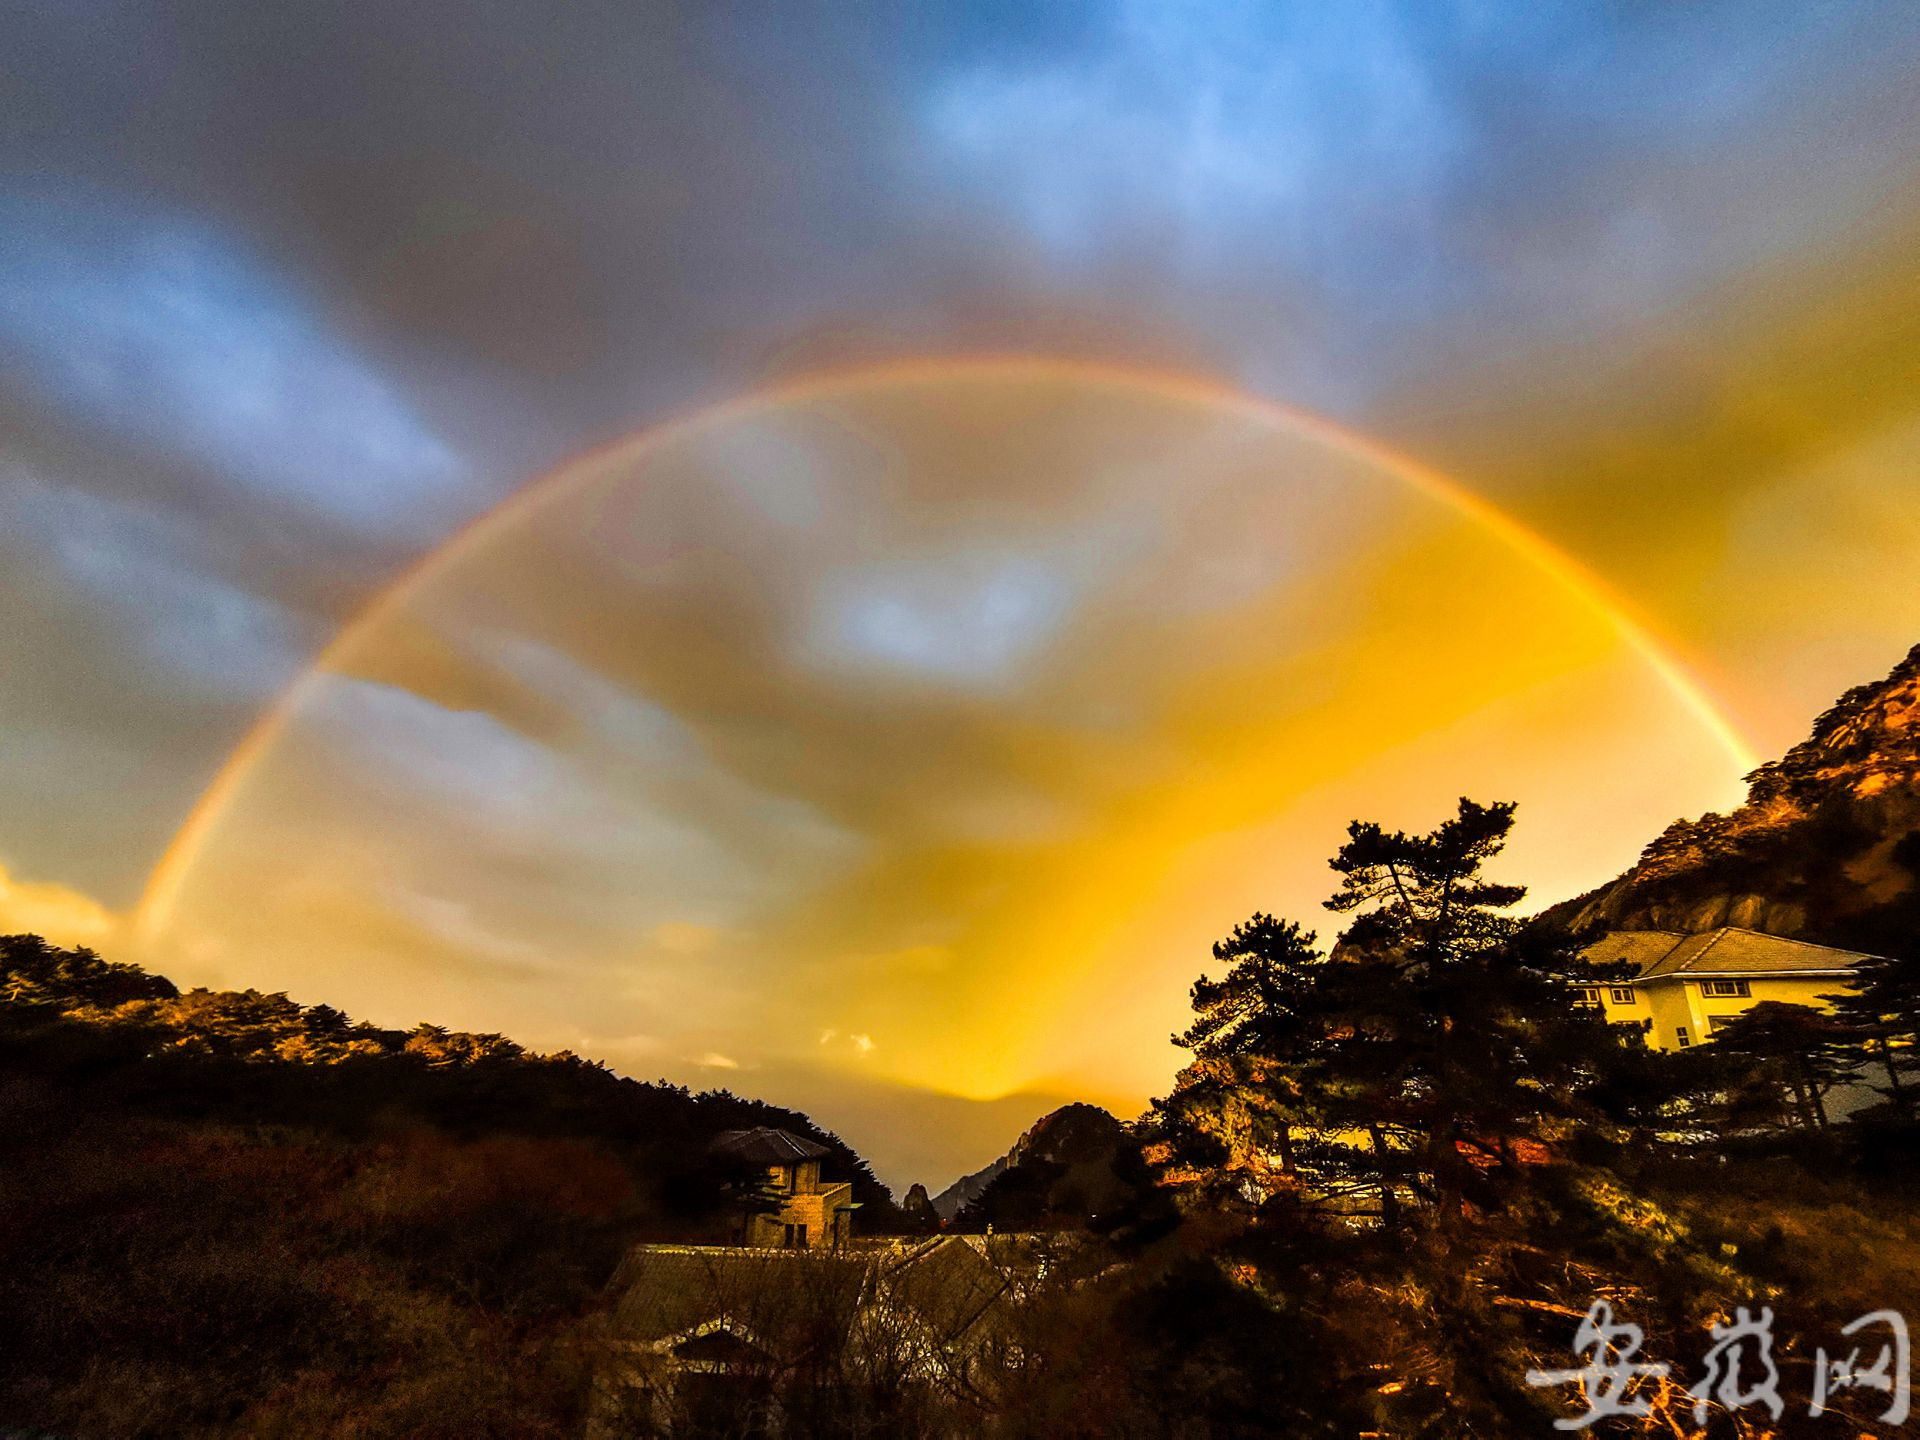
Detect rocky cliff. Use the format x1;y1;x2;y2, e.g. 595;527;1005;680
1549;643;1920;952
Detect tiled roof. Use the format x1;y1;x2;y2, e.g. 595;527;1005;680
609;1237;1013;1352
1580;930;1691;974
884;1236;1008;1342
609;1245;870;1345
710;1127;831;1164
1581;927;1870;980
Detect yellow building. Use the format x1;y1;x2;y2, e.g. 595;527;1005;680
711;1127;857;1249
1578;927;1868;1052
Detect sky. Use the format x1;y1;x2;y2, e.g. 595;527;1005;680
3;1;1920;1191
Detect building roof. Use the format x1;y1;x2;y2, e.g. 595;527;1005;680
610;1245;871;1347
1580;930;1693;975
1581;927;1871;980
883;1235;1009;1343
608;1237;1010;1354
710;1126;831;1164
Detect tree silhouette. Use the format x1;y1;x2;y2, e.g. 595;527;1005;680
1824;936;1920;1118
1708;1000;1854;1132
1156;800;1637;1228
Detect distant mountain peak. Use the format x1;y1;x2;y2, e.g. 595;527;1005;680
928;1103;1123;1221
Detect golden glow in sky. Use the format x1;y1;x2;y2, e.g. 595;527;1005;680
131;361;1753;1182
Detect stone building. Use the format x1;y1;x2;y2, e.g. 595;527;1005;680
710;1126;858;1249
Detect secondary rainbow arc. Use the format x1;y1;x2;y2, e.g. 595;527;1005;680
134;355;1758;943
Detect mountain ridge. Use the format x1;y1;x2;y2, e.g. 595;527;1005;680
1546;642;1920;952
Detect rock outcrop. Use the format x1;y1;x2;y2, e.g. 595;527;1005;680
1549;643;1920;953
901;1181;941;1231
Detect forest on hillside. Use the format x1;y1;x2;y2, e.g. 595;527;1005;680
0;934;898;1436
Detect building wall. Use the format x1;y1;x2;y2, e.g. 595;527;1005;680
1591;981;1650;1033
1604;975;1849;1052
1636;983;1692;1052
760;1160;820;1195
743;1181;854;1249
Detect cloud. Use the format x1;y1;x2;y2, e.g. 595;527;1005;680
0;862;118;947
840;945;952;978
696;1052;740;1071
818;1028;877;1059
927;1;1463;268
7;0;1920;1190
0;461;310;697
919;1;1920;410
811;553;1077;687
591;1034;665;1060
0;189;470;538
375;886;557;978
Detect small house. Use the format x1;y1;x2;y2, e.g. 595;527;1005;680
1577;927;1868;1052
710;1126;857;1249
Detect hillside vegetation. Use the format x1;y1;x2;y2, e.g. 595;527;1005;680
0;935;896;1437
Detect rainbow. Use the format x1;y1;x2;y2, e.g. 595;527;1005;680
135;355;1758;941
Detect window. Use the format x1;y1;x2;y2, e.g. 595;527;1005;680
1702;979;1751;998
783;1222;808;1249
1609;987;1637;1005
1675;1027;1691;1049
1573;987;1601;1006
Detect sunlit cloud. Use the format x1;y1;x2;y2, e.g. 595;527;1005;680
143;369;1754;1119
0;862;118;947
818;1029;876;1059
6;1;1920;1193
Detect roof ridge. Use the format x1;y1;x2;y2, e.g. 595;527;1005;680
1686;930;1732;967
1716;925;1858;953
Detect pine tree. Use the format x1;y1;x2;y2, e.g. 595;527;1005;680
1154;916;1371;1209
1824;945;1920;1117
1156;799;1639;1229
1707;1001;1854;1132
